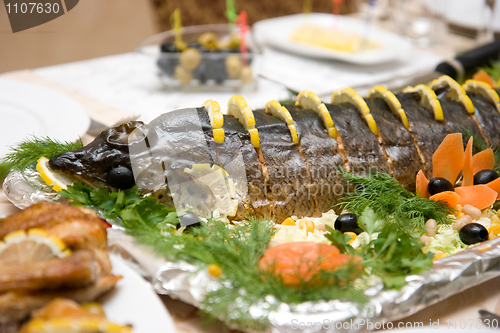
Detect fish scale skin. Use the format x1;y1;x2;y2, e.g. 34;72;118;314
253;110;316;220
287;106;347;215
366;98;422;191
469;95;500;148
325;103;390;178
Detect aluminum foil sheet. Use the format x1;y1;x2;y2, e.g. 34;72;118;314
5;170;500;332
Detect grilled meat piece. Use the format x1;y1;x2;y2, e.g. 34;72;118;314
0;202;120;324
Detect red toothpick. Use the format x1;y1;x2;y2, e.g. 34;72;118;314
332;0;344;29
236;11;249;64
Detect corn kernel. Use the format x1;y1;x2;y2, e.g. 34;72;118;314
455;211;465;219
298;220;315;234
488;223;500;236
282;217;296;226
208;264;222;278
345;232;357;244
491;214;500;225
433;252;448;261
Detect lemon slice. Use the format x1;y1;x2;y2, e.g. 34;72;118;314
403;84;444;121
429;75;474;114
367;85;410;129
0;228;70;265
227;95;260;147
25;318;132;333
36;156;74;192
202;99;225;143
265;100;299;143
331;88;379;136
462;79;500;113
184;164;238;218
296;91;338;138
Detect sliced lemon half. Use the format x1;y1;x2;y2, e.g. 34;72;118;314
0;228;70;265
265;100;299;143
403;84;444;121
429;75;475;114
462;79;500;114
228;95;260;147
36;156;74;192
367;85;410;129
202;99;225;143
184;164;238;218
296;90;338;138
331;88;379;136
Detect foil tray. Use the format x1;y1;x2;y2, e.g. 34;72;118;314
4;170;500;332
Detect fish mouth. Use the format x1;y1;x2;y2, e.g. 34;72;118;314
49;121;147;190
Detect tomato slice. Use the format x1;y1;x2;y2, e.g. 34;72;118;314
258;242;360;286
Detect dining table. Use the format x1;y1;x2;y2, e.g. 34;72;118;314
2;29;500;332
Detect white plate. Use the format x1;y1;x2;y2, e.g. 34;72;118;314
423;0;500;32
0;78;90;159
253;13;413;65
102;254;177;333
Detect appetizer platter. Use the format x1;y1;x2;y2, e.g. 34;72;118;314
3;73;500;332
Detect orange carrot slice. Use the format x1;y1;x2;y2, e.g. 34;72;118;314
473;69;496;88
258;242;360;286
462;137;474;187
416;170;430;198
454;185;497;210
472;148;495;175
432;133;465;184
429;191;461;207
486;177;500;200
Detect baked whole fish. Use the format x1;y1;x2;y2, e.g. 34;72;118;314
48;77;500;222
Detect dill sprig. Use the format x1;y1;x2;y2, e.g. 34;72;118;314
0;136;83;181
338;170;452;232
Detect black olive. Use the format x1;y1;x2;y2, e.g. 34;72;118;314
160;41;179;53
334;213;363;235
177;212;202;229
459;223;489;245
427;177;454;195
107;165;135;189
473;169;499;185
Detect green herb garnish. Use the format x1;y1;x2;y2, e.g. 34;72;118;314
338;170;453;232
0;136;83;183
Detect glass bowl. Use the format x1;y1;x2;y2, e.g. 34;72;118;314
137;24;260;92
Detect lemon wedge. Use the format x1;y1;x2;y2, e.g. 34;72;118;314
202;99;225;143
296;91;338;138
429;75;474;114
0;228;70;265
403;84;444;121
367;85;410;129
331;88;379;136
462;79;500;114
265;100;299;143
36;156;74;192
228;95;260;147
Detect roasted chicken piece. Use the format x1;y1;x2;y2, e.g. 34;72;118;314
19;298;132;333
0;202;120;326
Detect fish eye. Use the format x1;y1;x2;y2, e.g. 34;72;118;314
107;165;135;189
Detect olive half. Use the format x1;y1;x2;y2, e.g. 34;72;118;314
334;213;363;235
459;223;489;245
473;169;499;185
428;177;454;196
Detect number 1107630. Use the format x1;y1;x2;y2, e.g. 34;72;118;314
5;2;60;14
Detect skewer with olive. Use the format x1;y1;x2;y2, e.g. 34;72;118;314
158;32;253;85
